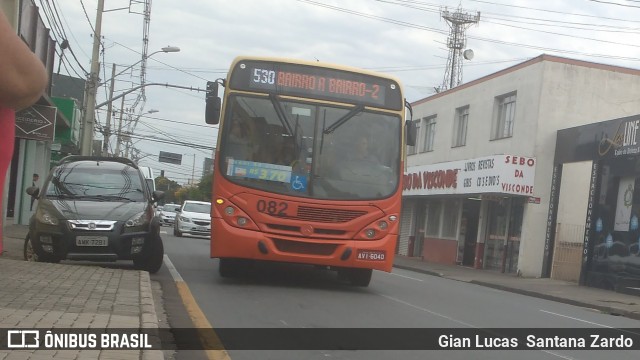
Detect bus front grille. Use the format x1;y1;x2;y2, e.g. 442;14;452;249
295;207;367;223
272;238;337;256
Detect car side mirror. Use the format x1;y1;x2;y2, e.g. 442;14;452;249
152;190;165;202
26;186;39;198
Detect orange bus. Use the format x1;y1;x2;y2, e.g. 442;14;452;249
205;56;415;286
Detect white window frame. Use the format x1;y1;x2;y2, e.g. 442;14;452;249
493;92;517;140
452;106;469;147
421;115;436;153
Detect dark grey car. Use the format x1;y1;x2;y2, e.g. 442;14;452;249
24;156;165;273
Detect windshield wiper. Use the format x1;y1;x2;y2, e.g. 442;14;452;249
269;94;294;135
323;104;364;134
74;195;136;202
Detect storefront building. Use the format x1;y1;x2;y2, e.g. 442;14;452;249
399;54;640;279
550;115;640;294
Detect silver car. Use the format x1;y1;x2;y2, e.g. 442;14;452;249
174;200;211;237
159;203;180;226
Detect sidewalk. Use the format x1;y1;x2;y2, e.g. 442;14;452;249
0;223;164;360
394;255;640;321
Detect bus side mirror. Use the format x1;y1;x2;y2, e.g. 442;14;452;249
405;120;417;147
205;81;221;125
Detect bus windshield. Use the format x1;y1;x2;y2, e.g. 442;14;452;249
220;94;401;200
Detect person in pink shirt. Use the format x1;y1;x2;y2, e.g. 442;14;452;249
0;9;48;253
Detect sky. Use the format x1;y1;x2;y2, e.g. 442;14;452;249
45;0;640;185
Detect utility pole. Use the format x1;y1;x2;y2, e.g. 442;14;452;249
114;96;126;157
102;63;116;156
191;155;196;186
80;0;105;156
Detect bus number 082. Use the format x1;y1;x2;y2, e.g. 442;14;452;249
256;200;288;216
253;69;276;84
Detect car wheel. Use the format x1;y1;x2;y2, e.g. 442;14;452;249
24;234;59;263
145;238;164;273
134;237;164;273
23;234;39;262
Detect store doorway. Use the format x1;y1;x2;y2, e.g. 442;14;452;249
461;199;481;266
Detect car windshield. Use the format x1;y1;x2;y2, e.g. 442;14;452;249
219;95;401;200
183;202;211;214
45;163;146;202
164;205;181;212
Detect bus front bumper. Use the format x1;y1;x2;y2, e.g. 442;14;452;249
210;218;395;272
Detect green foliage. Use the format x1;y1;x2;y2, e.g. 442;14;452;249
159;172;213;204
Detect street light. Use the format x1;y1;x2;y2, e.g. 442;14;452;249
82;46;180;156
98;46;180;87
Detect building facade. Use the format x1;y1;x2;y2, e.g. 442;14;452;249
399;55;640;283
2;0;74;228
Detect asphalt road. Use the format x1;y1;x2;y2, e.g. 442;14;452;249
157;228;640;360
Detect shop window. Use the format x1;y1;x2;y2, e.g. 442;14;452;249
426;200;442;237
442;199;461;238
485;199;509;271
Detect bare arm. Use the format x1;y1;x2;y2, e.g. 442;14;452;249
0;10;48;110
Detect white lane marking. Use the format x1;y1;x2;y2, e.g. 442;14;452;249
379;294;574;359
388;271;424;282
160;230;168;234
163;254;184;282
541;351;575;360
377;293;477;328
539;310;613;328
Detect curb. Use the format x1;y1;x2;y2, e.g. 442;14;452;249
469;280;640;321
393;264;444;278
140;271;164;360
394;264;640;322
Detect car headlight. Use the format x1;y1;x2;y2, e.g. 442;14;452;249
126;211;149;227
180;216;191;223
36;208;59;226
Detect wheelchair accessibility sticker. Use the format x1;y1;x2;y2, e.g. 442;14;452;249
290;174;307;192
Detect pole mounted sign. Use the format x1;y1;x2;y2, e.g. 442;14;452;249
158;151;182;165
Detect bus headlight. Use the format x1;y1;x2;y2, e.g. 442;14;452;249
365;229;376;238
378;220;388;230
237;217;248;226
224;207;235;215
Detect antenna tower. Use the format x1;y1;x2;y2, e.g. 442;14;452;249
440;7;480;91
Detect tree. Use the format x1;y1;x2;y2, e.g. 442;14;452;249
155;176;181;204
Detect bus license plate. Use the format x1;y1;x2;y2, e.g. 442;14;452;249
356;250;386;261
76;236;108;247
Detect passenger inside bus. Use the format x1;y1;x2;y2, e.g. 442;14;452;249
348;135;378;163
226;120;253;160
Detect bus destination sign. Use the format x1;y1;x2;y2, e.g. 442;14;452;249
229;60;402;110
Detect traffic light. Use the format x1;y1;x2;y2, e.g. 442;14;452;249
205;80;221;125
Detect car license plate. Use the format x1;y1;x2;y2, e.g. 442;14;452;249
196;226;208;231
76;236;108;246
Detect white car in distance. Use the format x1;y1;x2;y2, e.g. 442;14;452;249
174;200;212;237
